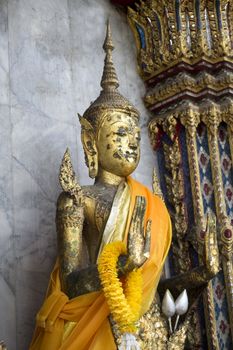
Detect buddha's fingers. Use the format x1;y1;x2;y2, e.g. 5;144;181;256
135;196;143;232
129;196;143;237
139;197;146;233
143;219;151;259
73;187;84;207
127;196;150;268
135;196;147;246
130;196;139;234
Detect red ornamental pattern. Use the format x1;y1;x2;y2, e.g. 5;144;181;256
220;319;228;335
215;284;224;300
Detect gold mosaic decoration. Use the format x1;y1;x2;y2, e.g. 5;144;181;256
128;0;233;80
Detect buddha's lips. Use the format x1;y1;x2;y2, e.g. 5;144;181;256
114;149;138;161
126;153;138;161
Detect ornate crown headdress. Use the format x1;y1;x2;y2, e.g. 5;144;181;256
82;21;140;129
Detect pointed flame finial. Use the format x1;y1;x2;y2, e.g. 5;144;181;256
100;20;119;91
82;20;140;126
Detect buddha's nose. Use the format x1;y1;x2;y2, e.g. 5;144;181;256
128;134;138;149
129;141;138;150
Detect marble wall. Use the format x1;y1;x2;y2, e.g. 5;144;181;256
0;0;156;349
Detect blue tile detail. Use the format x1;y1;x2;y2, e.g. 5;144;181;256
136;24;146;49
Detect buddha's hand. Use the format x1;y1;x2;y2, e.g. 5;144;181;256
57;189;84;221
202;213;220;278
127;196;151;269
66;180;84;209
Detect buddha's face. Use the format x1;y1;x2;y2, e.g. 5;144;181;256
96;111;141;177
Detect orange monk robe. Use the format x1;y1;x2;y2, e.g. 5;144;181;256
30;177;172;350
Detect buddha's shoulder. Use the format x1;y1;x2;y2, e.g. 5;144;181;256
82;185;96;195
82;185;103;201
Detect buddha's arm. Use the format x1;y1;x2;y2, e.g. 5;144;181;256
56;191;84;294
64;256;130;299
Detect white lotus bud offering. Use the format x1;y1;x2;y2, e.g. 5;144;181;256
162;289;176;318
175;289;188;315
174;289;189;332
162;289;176;333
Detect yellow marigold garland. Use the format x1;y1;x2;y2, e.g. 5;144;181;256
97;241;142;333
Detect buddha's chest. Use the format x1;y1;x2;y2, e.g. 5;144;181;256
82;186;117;262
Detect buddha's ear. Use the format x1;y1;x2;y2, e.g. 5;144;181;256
78;114;98;179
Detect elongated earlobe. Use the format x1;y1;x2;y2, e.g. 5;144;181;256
88;157;98;179
79;115;98;179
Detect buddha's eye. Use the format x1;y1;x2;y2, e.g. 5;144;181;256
115;127;127;137
115;131;127;136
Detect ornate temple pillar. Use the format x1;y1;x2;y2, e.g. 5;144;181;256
202;104;233;345
111;0;233;348
180;107;219;349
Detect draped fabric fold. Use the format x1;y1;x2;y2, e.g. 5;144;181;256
30;177;171;350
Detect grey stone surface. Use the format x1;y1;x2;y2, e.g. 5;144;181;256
0;1;16;349
0;0;157;349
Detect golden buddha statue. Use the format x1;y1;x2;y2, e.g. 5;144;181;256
30;22;219;350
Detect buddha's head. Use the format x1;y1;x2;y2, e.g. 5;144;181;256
79;22;141;179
